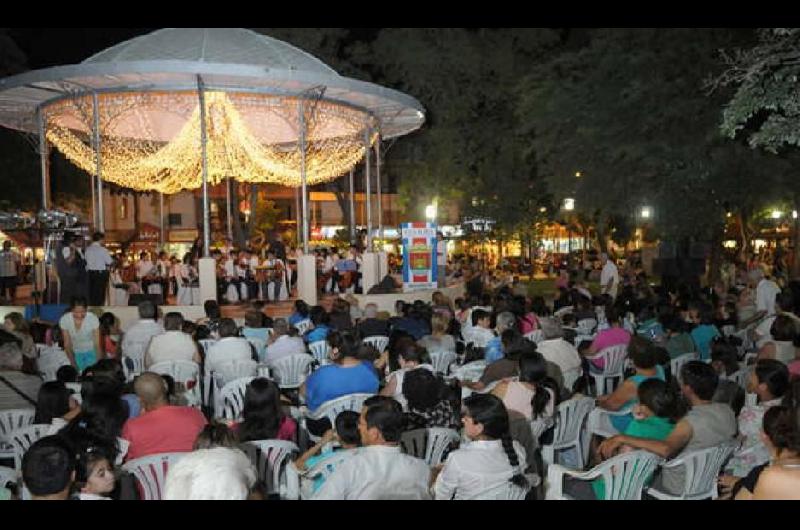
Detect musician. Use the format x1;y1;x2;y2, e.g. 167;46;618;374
56;232;88;304
156;251;171;299
136;251;156;294
261;249;285;302
170;256;181;297
244;250;260;300
222;250;241;302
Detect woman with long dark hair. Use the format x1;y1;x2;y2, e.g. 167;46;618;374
433;394;528;499
235;378;296;442
491;351;559;423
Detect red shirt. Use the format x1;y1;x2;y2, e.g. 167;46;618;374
121;405;207;461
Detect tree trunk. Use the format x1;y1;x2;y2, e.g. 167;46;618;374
737;209;750;262
231;182;245;249
595;213;609;254
707;221;725;287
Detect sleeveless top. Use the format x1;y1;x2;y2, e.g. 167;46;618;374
502;381;554;421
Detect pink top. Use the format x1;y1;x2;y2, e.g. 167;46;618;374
788;360;800;379
122;405;208;461
518;313;539;335
502;381;555;421
589;327;631;369
230;416;297;442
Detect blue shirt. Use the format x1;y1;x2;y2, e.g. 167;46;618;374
305;324;332;344
609;365;666;433
288;313;307;326
690;324;720;361
242;327;270;343
485;336;504;364
122;393;141;420
305;362;379;411
391;317;430;341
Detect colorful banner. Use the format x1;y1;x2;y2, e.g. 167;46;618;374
401;222;437;292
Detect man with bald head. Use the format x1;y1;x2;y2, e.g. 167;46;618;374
121;372;207;461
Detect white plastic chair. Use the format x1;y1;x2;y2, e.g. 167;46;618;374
670;352;698;384
215;377;256;420
268;354;315;389
257;364;272;379
584;344;628;396
0;409;35;460
647;442;737;500
240;440;300;497
122;452;185;500
554;306;574;320
198;339;217;356
399;428;461;466
149;360;202;407
203;359;258;413
8;424;50;472
284;449;355;500
722;365;754;390
0;465;15;488
451;360;487;383
469;481;530;500
429;350;457;375
294;319;313;336
308;340;331;366
122;339;149;382
546;450;663;500
524;330;545;344
246;337;268;363
302;393;373;443
362;335;389;353
541;397;595;470
577;318;598;336
586;405;635;439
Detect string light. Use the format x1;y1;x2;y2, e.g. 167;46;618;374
43;91;374;194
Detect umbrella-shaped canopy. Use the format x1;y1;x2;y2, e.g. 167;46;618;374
0;28;425;194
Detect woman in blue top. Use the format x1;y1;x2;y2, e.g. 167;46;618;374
689;303;721;361
288;300;310;327
304;306;332;344
595;336;666;433
300;331;379;435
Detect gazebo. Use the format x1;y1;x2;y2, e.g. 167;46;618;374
0;28;425;304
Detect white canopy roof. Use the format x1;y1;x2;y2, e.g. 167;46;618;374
0;28;425;140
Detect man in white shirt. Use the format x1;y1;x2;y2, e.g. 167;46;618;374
136;251;156;294
599;253;619;300
84;232;113;306
121;301;164;360
264;318;306;364
312;396;431;500
146;312;201;368
464;309;495;348
0;240;21;304
756;272;781;317
206;318;254;373
535;318;583;390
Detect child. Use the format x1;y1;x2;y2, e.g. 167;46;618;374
590;379;683;499
99;312;121;360
293;410;361;496
75;447;115;500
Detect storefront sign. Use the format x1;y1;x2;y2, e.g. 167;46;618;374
401;222;437;292
169;229;199;242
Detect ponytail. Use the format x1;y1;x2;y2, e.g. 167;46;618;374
500;432;528;489
530;377;559;419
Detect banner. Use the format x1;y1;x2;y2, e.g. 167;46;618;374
401;222;437;292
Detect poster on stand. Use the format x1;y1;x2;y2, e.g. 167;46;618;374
401;222;437;292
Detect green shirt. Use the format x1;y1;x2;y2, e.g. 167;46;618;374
591;416;675;499
666;333;695;359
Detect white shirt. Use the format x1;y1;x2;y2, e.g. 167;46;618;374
312;445;431;500
265;335;307;364
249;255;260;271
146;331;198;368
434;439;526;500
756;278;781;315
600;261;619;299
535;338;583;381
206;337;253;373
223;258;236;278
84;242;113;272
59;312;100;353
121;319;164;357
136;260;155;279
464;326;495;349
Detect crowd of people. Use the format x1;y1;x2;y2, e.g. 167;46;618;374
1;242;800;501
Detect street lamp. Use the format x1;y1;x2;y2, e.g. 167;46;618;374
575;171;582;178
425;203;437;222
563;198;575;211
641;206;652;219
793;210;798;220
772;210;783;219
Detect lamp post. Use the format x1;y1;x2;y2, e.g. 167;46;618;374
562;198;575;267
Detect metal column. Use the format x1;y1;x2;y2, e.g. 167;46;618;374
197;76;210;258
375;134;383;244
298;101;309;254
364;125;372;251
90;173;96;228
349;168;355;242
37;108;49;211
294;186;301;248
226;178;233;241
92;92;104;232
159;192;165;248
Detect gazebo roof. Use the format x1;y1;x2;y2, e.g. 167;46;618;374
0;28;425;140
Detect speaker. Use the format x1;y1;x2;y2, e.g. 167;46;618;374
128;293;164;306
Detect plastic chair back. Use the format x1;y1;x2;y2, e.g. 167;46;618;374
269;354;315;389
122;452;185;500
400;428;460;466
240;440;300;497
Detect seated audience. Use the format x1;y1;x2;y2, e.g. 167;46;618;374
757;315;797;365
145;312;201;368
381;343;433;403
74;445;115;500
293;410;362;495
121;300;164;357
233;378;297;442
492;351;558;424
418;312;457;354
689;303;721;361
164;447;257;500
403;368;460;431
206;318;253;373
22;436;76;501
242;310;271;343
356;303;389;339
264;318;306;364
